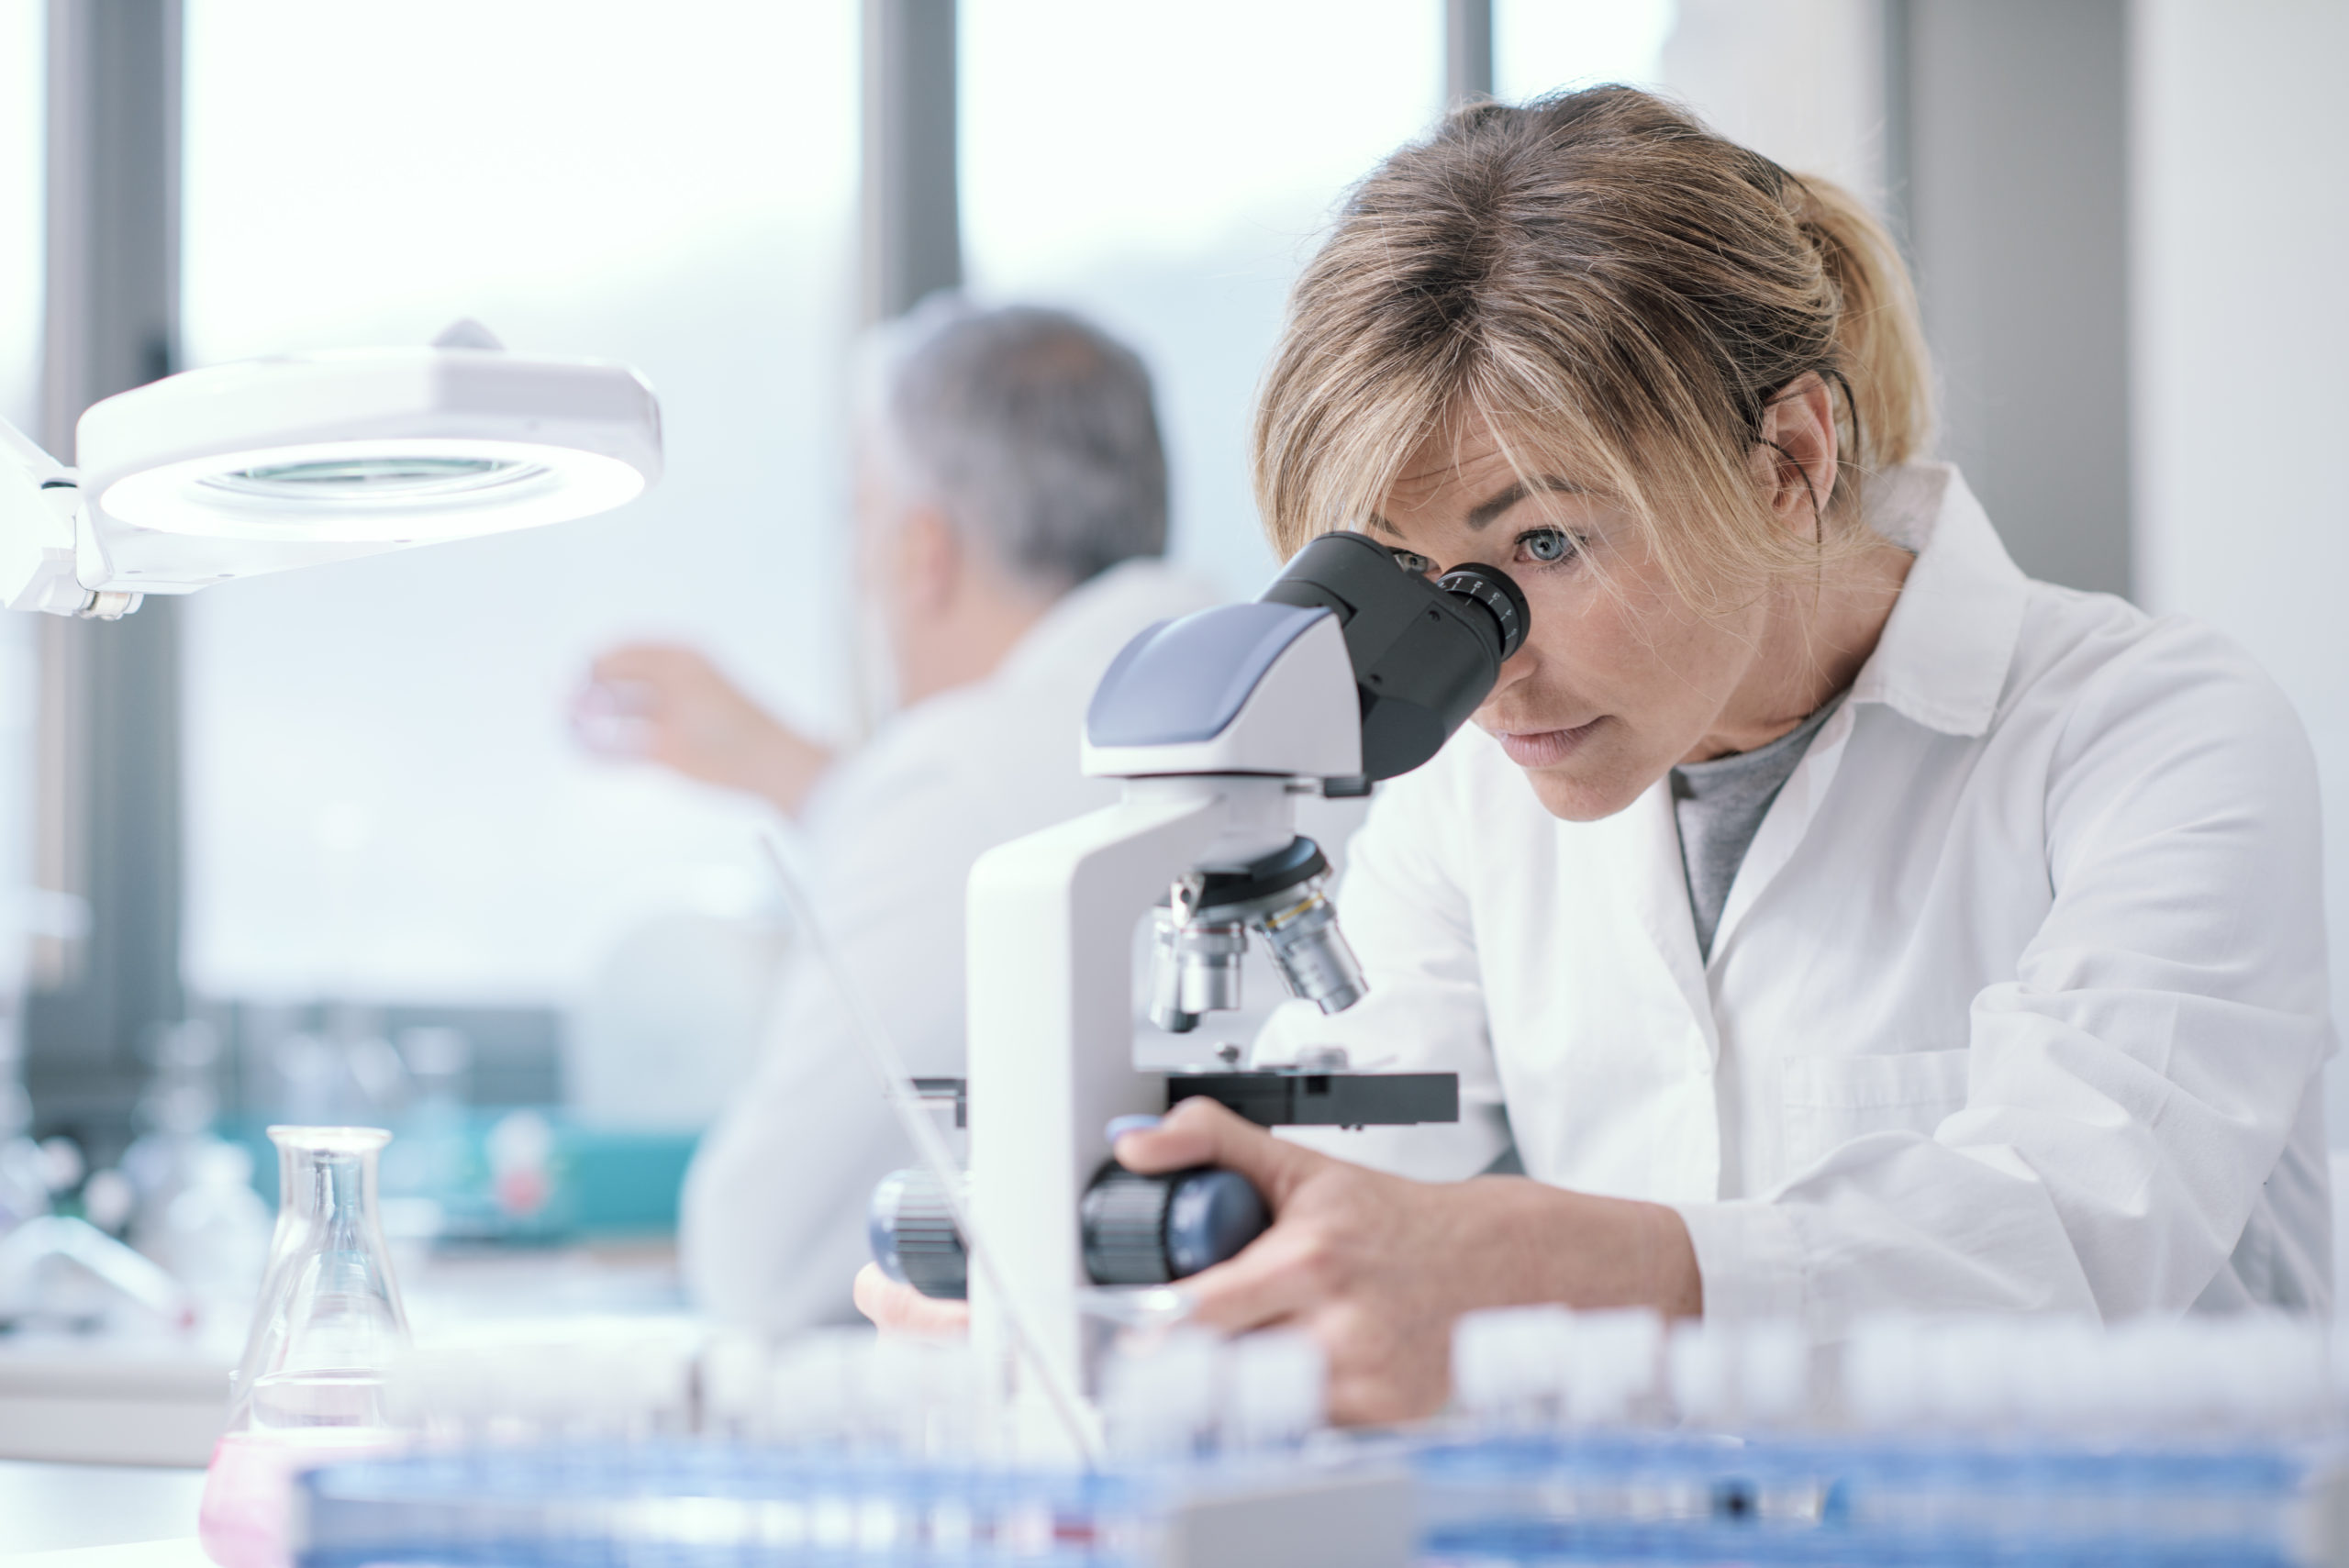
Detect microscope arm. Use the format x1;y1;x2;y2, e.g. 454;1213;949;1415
966;776;1306;1456
935;536;1529;1459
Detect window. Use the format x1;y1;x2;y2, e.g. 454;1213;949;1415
180;2;859;1004
959;0;1445;595
1496;0;1674;102
0;0;41;1021
0;0;36;437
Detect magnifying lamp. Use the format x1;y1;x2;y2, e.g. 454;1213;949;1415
0;325;660;1329
0;321;662;619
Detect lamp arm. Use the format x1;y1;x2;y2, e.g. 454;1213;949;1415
0;418;136;620
0;416;66;488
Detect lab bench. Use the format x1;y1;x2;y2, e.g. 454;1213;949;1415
0;1241;686;1474
0;1459;206;1559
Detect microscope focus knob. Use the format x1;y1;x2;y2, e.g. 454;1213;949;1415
1081;1164;1270;1286
869;1162;1271;1300
868;1167;968;1300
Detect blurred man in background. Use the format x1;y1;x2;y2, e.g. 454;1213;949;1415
578;300;1214;1330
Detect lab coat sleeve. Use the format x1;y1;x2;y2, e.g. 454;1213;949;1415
1675;621;2335;1326
1255;746;1512;1179
678;744;966;1334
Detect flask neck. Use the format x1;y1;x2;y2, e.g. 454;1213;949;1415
285;1144;373;1232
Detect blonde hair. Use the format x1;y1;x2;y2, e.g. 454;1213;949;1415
1252;86;1932;610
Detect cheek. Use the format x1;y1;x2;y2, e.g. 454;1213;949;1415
1551;574;1747;715
1510;582;1664;706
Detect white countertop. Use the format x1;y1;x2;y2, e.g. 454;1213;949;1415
0;1240;685;1468
0;1545;205;1568
0;1461;205;1560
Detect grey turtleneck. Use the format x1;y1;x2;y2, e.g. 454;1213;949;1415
1670;694;1847;959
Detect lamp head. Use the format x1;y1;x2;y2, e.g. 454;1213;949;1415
0;329;662;617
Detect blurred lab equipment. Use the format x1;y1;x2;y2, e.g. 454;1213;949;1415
147;1141;272;1324
484;1110;555;1222
375;1028;470;1244
302;1326;1408;1568
125;1021;271;1321
281;1309;2349;1568
200;1126;412;1568
0;1213;194;1331
869;533;1522;1453
0;1033;45;1235
1417;1307;2349;1565
0;321;662;621
0;1040;202;1331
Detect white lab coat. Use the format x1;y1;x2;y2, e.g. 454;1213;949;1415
1264;463;2334;1327
681;558;1219;1332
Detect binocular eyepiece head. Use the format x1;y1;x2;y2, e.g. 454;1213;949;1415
1261;532;1530;785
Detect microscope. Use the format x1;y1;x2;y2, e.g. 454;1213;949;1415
870;531;1527;1456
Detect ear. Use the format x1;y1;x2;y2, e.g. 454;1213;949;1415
895;504;963;615
1750;372;1841;541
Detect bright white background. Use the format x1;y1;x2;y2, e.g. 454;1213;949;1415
958;0;1445;596
79;0;2349;1151
0;0;43;1011
0;0;35;439
2130;0;2349;1136
960;0;1675;595
1497;0;1675;104
181;0;1687;1010
178;0;860;1005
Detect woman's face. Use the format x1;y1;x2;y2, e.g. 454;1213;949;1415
1373;425;1774;822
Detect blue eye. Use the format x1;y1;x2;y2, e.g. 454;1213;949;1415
1520;528;1575;564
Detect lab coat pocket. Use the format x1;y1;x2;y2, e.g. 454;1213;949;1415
1780;1048;1972;1174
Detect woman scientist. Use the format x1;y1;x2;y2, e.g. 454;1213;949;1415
863;86;2335;1422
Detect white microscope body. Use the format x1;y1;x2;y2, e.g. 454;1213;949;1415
955;534;1528;1457
964;606;1361;1453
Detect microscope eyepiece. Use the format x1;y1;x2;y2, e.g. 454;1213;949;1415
1261;531;1531;782
1436;562;1531;662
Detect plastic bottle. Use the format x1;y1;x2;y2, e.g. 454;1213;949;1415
198;1126;411;1568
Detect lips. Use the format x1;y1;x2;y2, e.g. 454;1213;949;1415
1495;717;1605;768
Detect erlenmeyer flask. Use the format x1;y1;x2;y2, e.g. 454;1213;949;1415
199;1127;411;1568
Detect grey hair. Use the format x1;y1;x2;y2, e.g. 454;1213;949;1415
857;296;1169;590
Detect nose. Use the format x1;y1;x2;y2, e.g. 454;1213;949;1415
1491;630;1539;690
1472;628;1542;728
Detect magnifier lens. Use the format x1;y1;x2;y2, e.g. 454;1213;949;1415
199;455;549;506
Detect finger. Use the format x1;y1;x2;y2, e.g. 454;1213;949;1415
1171;1218;1330;1334
588;644;673;682
852;1263;971;1338
589;643;708;687
1113;1096;1330;1208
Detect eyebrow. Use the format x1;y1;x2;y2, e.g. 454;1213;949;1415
1465;476;1583;530
1366;475;1583;538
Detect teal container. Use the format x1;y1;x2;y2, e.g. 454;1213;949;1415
222;1111;698;1244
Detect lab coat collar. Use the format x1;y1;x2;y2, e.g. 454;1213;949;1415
1847;463;2030;739
1616;463;2028;1021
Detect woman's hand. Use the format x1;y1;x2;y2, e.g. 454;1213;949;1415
853;1262;971;1336
848;1097;1702;1424
1115;1097;1703;1424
